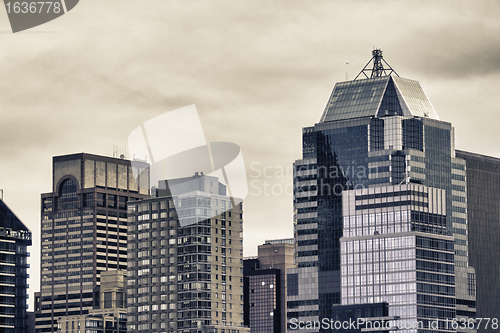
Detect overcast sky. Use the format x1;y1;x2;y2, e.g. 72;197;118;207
1;0;500;310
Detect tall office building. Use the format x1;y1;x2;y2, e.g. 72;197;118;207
243;238;295;333
0;199;32;333
340;183;456;332
127;174;248;333
455;150;500;333
35;153;149;333
287;50;476;332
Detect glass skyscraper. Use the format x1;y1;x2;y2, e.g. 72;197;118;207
287;50;476;333
340;183;455;332
0;199;32;333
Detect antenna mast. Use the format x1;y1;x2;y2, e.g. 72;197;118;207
354;48;399;80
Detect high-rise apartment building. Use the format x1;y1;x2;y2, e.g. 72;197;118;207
455;150;500;333
35;153;149;333
0;199;32;333
127;174;248;333
243;239;295;333
287;50;476;332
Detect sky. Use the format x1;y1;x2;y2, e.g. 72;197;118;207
1;0;500;310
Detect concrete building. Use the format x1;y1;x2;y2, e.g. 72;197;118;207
35;153;149;333
126;174;248;333
56;270;127;333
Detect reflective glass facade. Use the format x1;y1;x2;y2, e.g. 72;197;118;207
243;239;295;333
320;76;439;123
0;199;32;333
288;74;476;333
245;270;280;332
341;184;455;333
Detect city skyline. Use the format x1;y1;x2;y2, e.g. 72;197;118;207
1;1;500;310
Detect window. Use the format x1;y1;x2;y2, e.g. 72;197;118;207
58;178;79;209
468;273;476;296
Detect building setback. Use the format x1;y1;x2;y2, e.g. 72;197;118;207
126;174;248;333
56;270;127;333
0;198;32;333
35;153;149;333
287;50;476;332
456;150;500;333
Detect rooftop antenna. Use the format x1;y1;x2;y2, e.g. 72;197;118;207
354;48;399;80
113;146;128;159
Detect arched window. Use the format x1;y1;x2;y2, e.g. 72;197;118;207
59;179;78;202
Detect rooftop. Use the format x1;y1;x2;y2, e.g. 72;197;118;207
320;50;439;123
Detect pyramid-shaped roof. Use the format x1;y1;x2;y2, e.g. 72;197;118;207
319;75;439;123
0;199;30;233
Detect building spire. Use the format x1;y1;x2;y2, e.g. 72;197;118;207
354;48;399;80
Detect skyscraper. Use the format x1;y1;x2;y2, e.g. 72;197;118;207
0;198;32;333
455;150;500;333
126;173;248;333
287;50;476;332
35;153;149;333
340;183;456;332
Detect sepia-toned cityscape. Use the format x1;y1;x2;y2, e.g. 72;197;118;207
1;48;499;333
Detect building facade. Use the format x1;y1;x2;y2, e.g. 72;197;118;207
287;50;476;332
244;265;280;333
0;199;32;333
127;174;248;333
56;270;127;333
256;239;295;333
456;150;500;333
329;302;391;333
340;184;456;331
36;153;149;333
243;238;295;333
